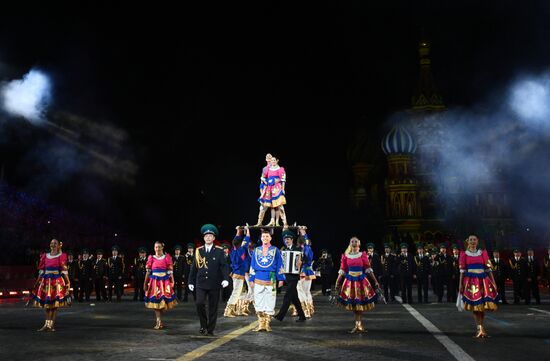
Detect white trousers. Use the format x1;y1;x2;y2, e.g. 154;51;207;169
297;279;312;304
227;278;244;306
244;274;254;302
253;283;276;315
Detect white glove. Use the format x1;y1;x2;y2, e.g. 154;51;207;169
221;280;229;288
188;284;194;291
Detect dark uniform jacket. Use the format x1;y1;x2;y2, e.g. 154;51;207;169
509;257;527;281
184;252;193;277
413;254;431;278
93;258;108;279
79;258;94;280
396;253;414;277
107;256;124;279
67;259;79;281
381;253;396;277
367;252;382;277
132;257;147;280
188;245;230;290
490;257;507;281
526;257;540;280
434;253;452;277
173;254;186;279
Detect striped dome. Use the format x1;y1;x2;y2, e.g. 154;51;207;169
381;126;417;155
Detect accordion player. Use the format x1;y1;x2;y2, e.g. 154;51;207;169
281;250;302;275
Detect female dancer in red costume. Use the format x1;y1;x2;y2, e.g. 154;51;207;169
459;234;498;337
335;237;379;333
31;238;71;332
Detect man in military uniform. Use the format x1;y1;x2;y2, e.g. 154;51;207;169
449;245;460;302
67;250;80;302
79;249;94;302
396;243;414;304
132;247;147;301
366;243;382;280
509;248;527;304
314;249;334;296
274;229;307;322
380;243;397;302
525;248;541;305
107;245;125;302
183;243;195;302
173;245;186;301
490;249;508;304
434;244;452;303
93;249;108;302
188;224;230;336
413;244;431;303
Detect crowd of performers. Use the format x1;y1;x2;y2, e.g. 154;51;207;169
29;229;550;336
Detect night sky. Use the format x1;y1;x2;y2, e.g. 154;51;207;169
1;1;549;251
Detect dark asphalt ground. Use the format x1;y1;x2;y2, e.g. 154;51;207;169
1;288;549;361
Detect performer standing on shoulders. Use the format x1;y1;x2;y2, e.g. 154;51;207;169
188;224;230;336
257;157;287;227
458;234;498;338
31;238;71;332
335;237;378;333
255;153;273;226
249;229;286;332
144;241;177;329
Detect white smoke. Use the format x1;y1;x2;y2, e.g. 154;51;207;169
409;71;550;241
1;68;52;123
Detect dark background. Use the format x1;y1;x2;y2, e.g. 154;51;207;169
1;1;549;256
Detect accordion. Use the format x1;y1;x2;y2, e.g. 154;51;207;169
281;250;302;274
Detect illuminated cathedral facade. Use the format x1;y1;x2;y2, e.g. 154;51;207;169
350;41;514;249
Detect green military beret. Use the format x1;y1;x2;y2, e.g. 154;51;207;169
201;224;219;237
96;249;104;254
111;245;120;251
431;247;438;253
138;246;147;253
451;245;459;250
439;244;447;249
415;243;424;249
400;243;408;249
513;248;520;253
383;243;391;248
187;243;195;249
366;243;375;249
174;244;182;251
82;248;90;254
282;230;296;240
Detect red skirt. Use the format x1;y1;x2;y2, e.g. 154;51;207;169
337;273;377;312
144;271;177;310
31;271;70;309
